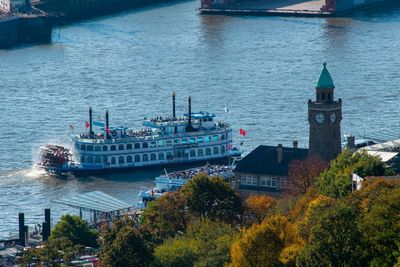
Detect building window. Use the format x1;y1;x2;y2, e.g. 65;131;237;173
87;156;93;163
158;140;165;147
181;139;188;144
151;142;156;148
174;139;180;145
103;156;108;163
119;156;124;164
280;178;291;189
213;135;219;141
134;143;140;149
198;137;203;143
127;144;132;150
142;142;148;149
111;145;116;151
143;154;148;161
190;149;196;157
135;155;140;162
189;138;196;144
103;145;108;151
87;145;93;151
205;148;211;155
81;156;85;163
221;145;225;154
205;136;211;142
111;157;116;165
150;153;156;161
95;156;101;163
241;175;257;186
221;134;226;140
260;176;278;188
158;153;165;160
198;149;204;156
95;146;101;151
80;144;86;150
213;147;219;154
166;140;172;146
119;144;124;150
127;155;133;163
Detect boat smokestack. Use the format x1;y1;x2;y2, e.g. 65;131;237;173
18;213;25;246
89;107;93;135
188;96;192;127
172;91;176;119
105;110;109;139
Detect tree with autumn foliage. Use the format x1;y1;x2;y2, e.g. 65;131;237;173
244;194;276;225
229;215;303;267
140;190;188;243
288;155;327;195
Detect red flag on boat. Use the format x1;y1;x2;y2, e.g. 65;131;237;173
105;126;111;133
240;128;247;136
85;121;90;129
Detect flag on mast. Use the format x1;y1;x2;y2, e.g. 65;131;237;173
240;128;247;136
85;121;90;129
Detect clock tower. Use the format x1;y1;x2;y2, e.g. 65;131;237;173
308;63;342;162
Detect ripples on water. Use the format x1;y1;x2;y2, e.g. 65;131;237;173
0;1;400;237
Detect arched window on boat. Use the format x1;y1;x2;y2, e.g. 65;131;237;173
167;152;173;160
111;145;116;151
119;144;124;151
150;142;156;148
198;148;204;157
111;157;116;165
127;155;133;163
80;144;86;150
87;156;94;163
221;134;226;140
205;148;211;156
213;135;219;141
221;145;225;154
119;156;125;164
95;156;101;163
150;153;156;161
213;147;219;154
127;144;132;150
87;145;93;151
81;156;85;163
103;156;108;163
143;154;149;161
134;155;140;162
142;142;148;149
190;149;196;157
158;153;165;160
95;146;101;152
134;143;140;149
103;145;108;151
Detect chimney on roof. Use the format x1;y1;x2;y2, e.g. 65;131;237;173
277;144;283;163
347;135;355;150
293;140;298;149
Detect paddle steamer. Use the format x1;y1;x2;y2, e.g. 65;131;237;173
38;93;242;174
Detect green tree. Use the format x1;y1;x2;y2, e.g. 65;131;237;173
50;214;98;247
21;237;81;267
229;215;303;267
99;217;152;267
296;202;368;267
140;190;187;243
317;149;390;198
183;173;242;223
153;218;237;267
356;179;400;267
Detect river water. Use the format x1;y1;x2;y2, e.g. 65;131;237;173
0;1;400;238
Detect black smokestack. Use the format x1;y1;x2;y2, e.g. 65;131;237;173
172;92;176;119
106;110;109;139
188;96;192;127
89;107;93;135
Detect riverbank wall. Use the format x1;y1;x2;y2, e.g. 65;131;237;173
0;13;52;48
34;0;182;23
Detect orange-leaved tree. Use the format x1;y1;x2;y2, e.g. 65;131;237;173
244;194;276;225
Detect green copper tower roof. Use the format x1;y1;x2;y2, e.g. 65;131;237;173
316;63;334;89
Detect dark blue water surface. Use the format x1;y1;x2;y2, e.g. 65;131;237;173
0;1;400;237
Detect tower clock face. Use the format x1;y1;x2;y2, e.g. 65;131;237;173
315;113;325;124
330;113;336;123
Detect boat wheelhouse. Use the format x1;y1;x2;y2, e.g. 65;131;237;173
38;93;242;174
